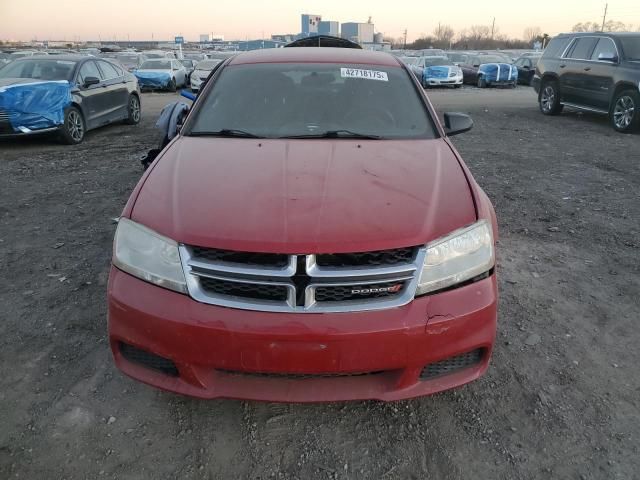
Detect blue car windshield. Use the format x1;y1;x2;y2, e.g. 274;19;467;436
0;59;76;80
140;60;172;69
187;62;437;139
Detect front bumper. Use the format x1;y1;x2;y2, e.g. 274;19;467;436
108;267;497;402
425;76;463;86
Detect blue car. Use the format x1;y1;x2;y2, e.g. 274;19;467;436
421;57;464;88
461;54;518;88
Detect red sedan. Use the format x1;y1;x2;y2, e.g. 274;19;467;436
108;47;498;402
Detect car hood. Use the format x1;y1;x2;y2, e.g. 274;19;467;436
0;78;55;87
131;137;477;253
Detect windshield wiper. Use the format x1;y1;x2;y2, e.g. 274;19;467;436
280;130;381;140
187;129;263;138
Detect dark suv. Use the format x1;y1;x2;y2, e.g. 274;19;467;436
533;32;640;133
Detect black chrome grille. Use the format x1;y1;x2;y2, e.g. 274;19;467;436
181;244;424;313
191;246;289;268
315;247;417;268
420;349;484;380
119;342;179;376
217;369;386;380
315;280;406;302
200;277;288;302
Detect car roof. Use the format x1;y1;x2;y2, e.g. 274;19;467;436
556;32;640;38
14;55;92;62
228;47;401;67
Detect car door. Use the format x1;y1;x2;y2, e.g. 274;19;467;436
75;60;107;129
583;37;618;110
173;60;186;86
461;56;478;83
96;60;129;121
559;36;598;105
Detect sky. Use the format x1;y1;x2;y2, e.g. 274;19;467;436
1;0;639;42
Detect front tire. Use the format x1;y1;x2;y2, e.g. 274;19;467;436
477;76;487;88
59;106;85;145
125;94;141;125
168;78;177;92
610;89;640;133
539;80;563;115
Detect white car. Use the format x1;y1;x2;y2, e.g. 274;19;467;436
190;58;222;91
420;57;464;88
135;58;187;91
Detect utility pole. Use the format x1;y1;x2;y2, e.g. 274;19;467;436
403;29;407;49
601;3;608;31
491;17;496;39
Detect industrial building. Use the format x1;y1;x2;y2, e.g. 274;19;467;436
341;22;375;44
301;14;322;36
318;21;340;37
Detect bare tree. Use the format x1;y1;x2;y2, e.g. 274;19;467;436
572;19;629;32
523;26;542;43
433;24;455;47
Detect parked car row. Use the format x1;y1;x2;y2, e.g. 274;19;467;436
399;50;525;89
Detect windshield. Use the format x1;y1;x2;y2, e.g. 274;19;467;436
187;63;436;140
116;55;140;66
144;53;165;59
400;57;419;66
620;36;640;60
0;59;76;80
140;59;171;69
447;53;467;63
476;55;509;64
423;57;454;67
180;60;194;68
195;59;221;71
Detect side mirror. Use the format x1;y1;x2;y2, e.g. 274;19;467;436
598;52;618;63
83;76;100;87
443;112;473;136
473;63;480;68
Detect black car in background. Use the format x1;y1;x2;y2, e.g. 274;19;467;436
533;32;640;133
0;55;140;143
515;55;541;86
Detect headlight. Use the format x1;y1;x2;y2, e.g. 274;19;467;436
416;220;494;296
113;218;187;293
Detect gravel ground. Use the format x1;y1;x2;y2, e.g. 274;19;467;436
1;87;639;480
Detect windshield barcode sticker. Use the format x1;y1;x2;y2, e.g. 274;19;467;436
341;68;388;82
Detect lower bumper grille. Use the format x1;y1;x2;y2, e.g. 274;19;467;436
420;349;484;380
217;369;386;380
0;110;14;134
119;342;179;377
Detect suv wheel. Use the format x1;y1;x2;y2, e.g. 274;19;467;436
611;90;639;133
539;81;563;115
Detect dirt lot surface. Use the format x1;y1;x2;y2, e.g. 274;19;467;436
1;87;639;480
